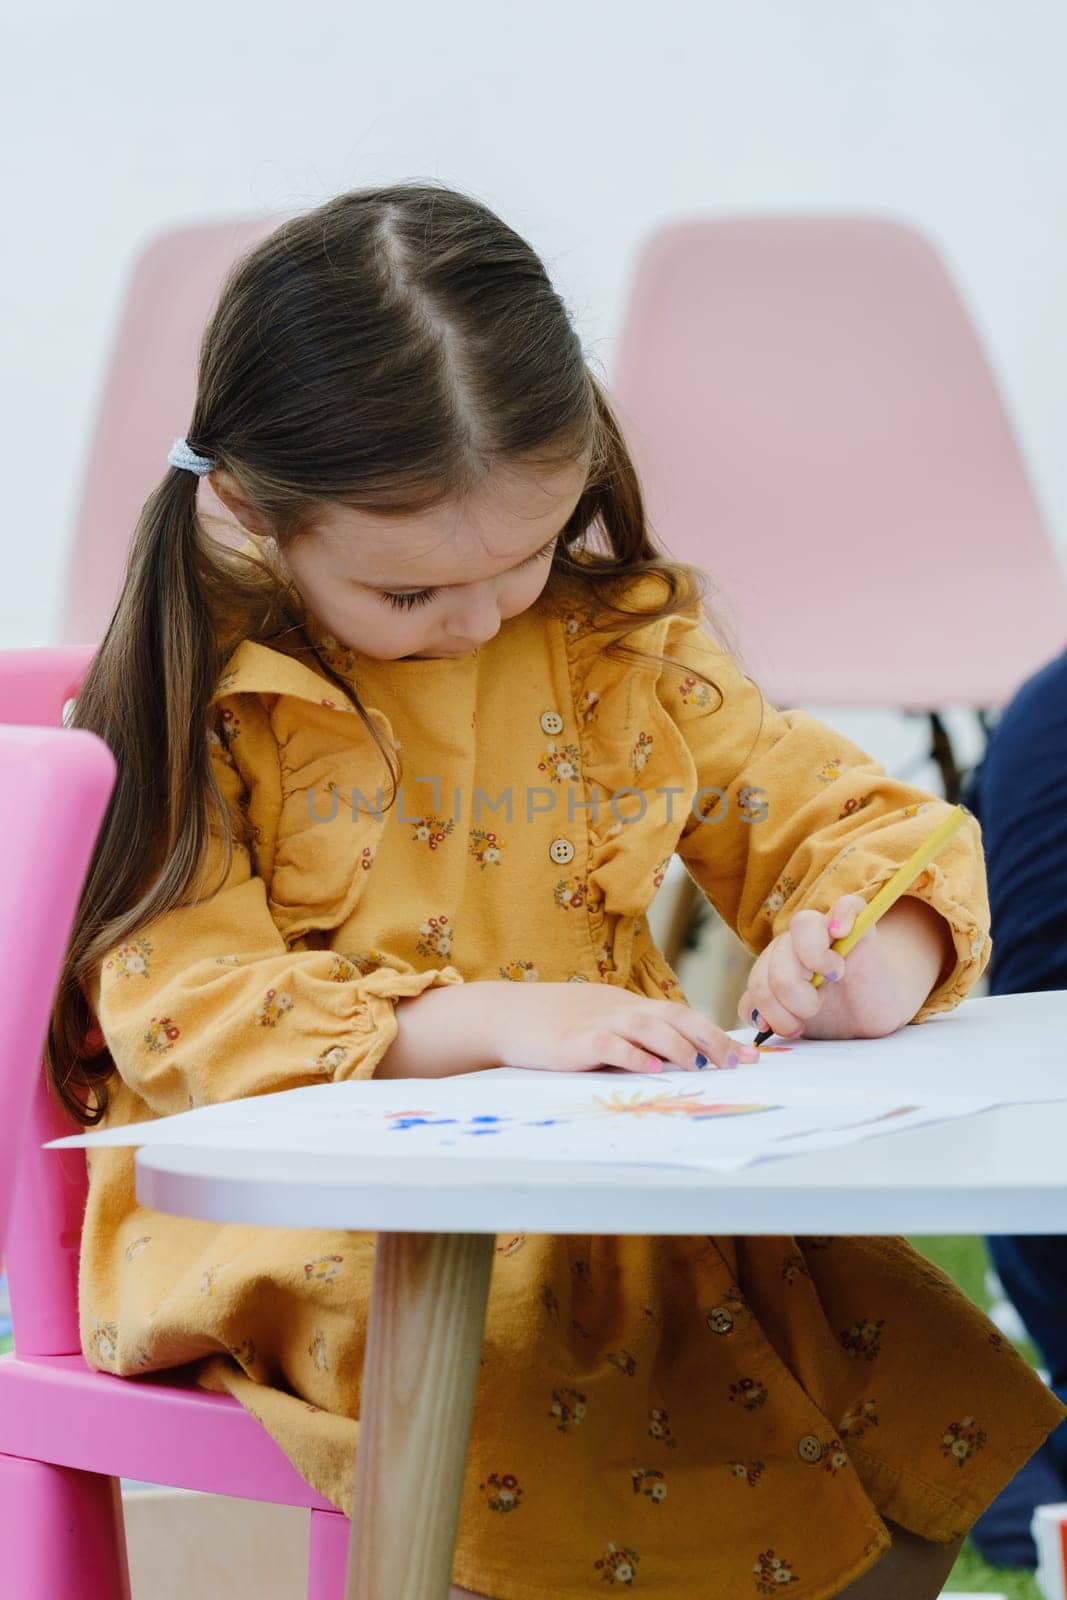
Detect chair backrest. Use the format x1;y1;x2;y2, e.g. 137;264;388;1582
0;648;110;1356
58;214;288;648
609;215;1067;710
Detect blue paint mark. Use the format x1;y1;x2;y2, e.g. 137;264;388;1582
390;1116;460;1130
470;1115;504;1124
465;1127;503;1135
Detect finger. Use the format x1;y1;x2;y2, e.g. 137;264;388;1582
736;950;774;1029
743;1003;801;1042
631;1015;759;1071
744;941;816;1040
566;1027;675;1075
788;907;847;984
738;985;759;1029
738;947;816;1042
826;893;868;942
670;1004;761;1067
695;1027;761;1068
738;984;800;1042
766;935;826;1023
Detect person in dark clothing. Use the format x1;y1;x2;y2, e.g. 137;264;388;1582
965;644;1067;1567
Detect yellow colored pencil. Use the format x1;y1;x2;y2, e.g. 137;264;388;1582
752;803;971;1044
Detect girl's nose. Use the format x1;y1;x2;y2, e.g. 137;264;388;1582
445;585;503;644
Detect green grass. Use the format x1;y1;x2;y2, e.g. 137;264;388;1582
944;1537;1040;1598
910;1237;1041;1598
0;1242;1046;1594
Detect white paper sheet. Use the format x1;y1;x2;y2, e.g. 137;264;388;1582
48;990;1067;1173
719;989;1067;1105
50;1079;995;1171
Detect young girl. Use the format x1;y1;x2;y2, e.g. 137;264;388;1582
51;181;1063;1600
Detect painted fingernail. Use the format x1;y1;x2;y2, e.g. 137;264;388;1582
825;970;839;981
750;1008;760;1025
741;1046;760;1061
828;920;841;937
694;1053;708;1069
726;1050;740;1068
646;1058;663;1072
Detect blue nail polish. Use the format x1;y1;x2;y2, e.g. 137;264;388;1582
694;1053;708;1069
750;1008;760;1024
826;971;839;981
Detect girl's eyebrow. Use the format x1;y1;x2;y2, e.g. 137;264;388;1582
357;532;559;592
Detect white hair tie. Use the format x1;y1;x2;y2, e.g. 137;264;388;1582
168;437;217;476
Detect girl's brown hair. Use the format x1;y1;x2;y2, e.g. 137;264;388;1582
48;180;737;1125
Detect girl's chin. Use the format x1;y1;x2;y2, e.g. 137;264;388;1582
400;646;478;659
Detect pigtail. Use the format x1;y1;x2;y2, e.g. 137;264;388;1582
45;464;244;1122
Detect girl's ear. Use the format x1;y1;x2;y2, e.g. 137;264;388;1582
208;468;273;538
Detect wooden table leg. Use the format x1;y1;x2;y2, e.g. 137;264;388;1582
346;1230;495;1600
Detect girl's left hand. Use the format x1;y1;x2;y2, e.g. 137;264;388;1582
737;892;902;1042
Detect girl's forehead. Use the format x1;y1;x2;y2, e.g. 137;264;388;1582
308;459;589;585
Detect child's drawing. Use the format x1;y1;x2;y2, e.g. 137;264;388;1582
385;1089;777;1135
590;1089;776;1120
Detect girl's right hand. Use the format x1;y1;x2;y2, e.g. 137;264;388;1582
488;981;760;1074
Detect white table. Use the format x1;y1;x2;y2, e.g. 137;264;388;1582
132;992;1067;1599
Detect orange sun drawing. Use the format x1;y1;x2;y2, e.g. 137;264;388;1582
592;1089;776;1120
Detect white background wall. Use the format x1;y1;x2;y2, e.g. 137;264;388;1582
5;0;1067;779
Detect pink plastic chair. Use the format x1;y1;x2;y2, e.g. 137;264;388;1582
609;215;1067;718
0;674;116;1251
0;650;352;1598
58;213;289;648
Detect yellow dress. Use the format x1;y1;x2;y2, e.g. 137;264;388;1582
81;554;1065;1599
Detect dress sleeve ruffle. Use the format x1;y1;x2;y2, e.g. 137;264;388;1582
215;644;405;948
558;580;990;1024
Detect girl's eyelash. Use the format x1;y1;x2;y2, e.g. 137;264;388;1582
380;538;558;610
383;588;438;611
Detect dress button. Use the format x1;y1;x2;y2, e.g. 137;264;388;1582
539;710;564;735
549;837;575;865
706;1306;734;1335
797;1434;825;1463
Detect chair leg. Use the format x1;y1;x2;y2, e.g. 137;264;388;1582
0;1452;131;1598
928;708;961;803
308;1507;351;1599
